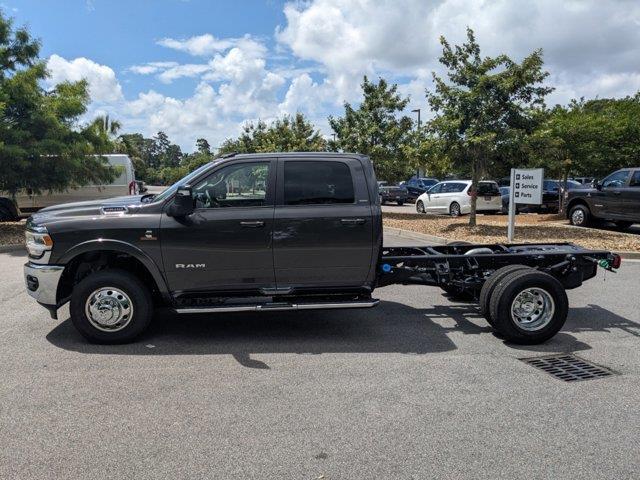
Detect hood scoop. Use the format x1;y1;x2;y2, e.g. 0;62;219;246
101;206;128;215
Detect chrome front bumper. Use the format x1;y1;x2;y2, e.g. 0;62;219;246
23;262;64;307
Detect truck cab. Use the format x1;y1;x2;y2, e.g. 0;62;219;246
23;153;382;343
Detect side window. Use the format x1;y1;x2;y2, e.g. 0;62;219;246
429;183;443;194
630;171;640;187
284;161;355;205
602;170;629;188
192;162;270;208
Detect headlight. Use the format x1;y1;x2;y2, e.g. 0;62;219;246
25;227;53;258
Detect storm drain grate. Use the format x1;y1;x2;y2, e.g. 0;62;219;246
520;354;614;382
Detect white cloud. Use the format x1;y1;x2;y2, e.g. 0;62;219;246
47;0;640;151
156;33;260;57
129;61;179;75
277;0;640;106
46;54;123;103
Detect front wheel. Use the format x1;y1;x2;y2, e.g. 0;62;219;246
416;200;425;213
569;204;591;227
489;270;568;344
70;269;153;344
449;202;461;217
397;200;404;206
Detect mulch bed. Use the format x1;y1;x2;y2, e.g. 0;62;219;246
383;212;640;252
0;222;26;246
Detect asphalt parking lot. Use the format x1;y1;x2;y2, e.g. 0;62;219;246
1;234;639;479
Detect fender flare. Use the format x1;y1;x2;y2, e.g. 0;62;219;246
57;239;170;297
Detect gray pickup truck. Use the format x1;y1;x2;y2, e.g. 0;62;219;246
23;152;620;345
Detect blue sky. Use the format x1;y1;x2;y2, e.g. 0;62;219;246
5;0;640;151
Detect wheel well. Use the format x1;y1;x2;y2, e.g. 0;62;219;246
565;199;590;218
57;250;162;304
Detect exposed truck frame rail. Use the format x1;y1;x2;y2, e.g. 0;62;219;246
378;242;615;290
374;242;620;345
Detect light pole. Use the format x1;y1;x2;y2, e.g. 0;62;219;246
412;108;421;178
412;108;421;129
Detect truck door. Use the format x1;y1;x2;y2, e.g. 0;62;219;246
622;170;640;221
160;159;276;294
273;157;373;288
598;170;630;218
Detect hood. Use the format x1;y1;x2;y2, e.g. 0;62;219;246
32;195;146;221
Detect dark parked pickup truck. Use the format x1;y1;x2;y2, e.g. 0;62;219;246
563;167;640;229
24;153;620;345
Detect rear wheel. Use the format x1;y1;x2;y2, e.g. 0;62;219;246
416;200;425;213
569;204;591;227
479;265;532;326
70;269;153;344
397;200;404;206
489;270;568;344
449;202;461;217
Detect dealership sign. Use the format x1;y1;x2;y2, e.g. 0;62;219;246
508;168;544;242
513;168;544;205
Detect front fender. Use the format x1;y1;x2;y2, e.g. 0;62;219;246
57;239;170;297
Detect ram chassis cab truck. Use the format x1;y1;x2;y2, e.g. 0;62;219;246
23;152;621;345
563;167;640;229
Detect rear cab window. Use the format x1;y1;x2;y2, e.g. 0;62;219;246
283;161;355;205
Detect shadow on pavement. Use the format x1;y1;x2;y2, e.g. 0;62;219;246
45;301;635;368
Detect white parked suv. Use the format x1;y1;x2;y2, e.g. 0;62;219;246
415;180;502;216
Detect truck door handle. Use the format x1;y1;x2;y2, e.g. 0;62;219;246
240;221;265;228
341;218;366;225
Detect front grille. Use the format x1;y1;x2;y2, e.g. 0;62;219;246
520;354;614;382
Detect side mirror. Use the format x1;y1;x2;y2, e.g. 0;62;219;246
168;185;194;217
595;181;603;191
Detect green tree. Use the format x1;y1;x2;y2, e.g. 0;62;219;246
329;77;413;182
219;113;326;154
529;96;640;182
427;28;552;226
196;138;211;155
0;12;115;197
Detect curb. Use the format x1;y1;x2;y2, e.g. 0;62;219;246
0;244;24;253
384;226;640;259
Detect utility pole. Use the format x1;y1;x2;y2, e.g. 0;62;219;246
412;108;421;178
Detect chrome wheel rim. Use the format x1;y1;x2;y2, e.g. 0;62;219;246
85;287;133;332
417;201;424;213
571;209;584;225
510;287;555;331
450;203;460;216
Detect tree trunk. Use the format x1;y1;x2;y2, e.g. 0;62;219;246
469;157;480;227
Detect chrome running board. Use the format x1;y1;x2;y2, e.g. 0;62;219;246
174;299;379;314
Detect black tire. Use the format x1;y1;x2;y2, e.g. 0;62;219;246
397;200;404;206
70;269;153;344
489;270;568;344
449;202;461;217
0;202;17;221
479;265;532;326
0;205;12;222
614;221;633;230
416;200;425;213
569;204;591;227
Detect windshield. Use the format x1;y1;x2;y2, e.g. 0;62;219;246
151;161;217;203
